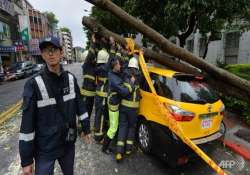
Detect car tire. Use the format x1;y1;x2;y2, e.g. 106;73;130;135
137;119;153;154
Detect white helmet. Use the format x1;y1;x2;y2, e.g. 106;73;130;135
82;50;89;61
97;49;109;64
128;57;139;69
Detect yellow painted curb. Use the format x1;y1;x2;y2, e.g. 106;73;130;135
0;100;22;125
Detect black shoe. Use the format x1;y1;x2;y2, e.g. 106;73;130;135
102;135;112;153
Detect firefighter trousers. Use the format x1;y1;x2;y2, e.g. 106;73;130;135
94;96;108;141
84;96;94;118
107;110;119;139
117;106;138;154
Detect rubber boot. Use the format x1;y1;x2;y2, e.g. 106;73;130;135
116;153;123;163
102;135;112;154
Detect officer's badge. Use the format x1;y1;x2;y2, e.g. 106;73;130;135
63;87;70;94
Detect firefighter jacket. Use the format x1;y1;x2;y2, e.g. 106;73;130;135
95;63;109;98
81;43;98;97
121;68;141;108
107;71;131;111
19;66;90;167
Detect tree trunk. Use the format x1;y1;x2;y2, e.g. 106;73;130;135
86;0;250;99
82;16;250;103
177;12;197;48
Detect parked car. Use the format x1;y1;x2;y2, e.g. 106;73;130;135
32;64;44;74
137;66;226;167
6;61;33;80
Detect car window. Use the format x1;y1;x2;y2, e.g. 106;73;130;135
173;79;219;104
140;74;151;92
150;73;173;99
150;73;219;103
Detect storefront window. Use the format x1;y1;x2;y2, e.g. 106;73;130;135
0;21;10;40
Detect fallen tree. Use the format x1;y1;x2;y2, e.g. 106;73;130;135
82;16;250;102
85;0;250;102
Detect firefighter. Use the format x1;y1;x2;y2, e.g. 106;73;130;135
102;56;135;153
19;37;91;175
81;33;100;118
116;57;141;162
94;37;110;142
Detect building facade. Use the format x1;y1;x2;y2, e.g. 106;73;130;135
61;30;73;62
185;29;250;65
28;8;51;62
0;0;20;68
73;47;84;62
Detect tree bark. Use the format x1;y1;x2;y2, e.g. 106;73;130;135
82;16;250;103
85;0;250;99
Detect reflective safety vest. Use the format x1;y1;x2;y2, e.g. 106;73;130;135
81;74;96;97
35;73;76;108
108;92;119;111
81;43;97;97
121;84;140;108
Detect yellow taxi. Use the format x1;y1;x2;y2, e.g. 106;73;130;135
137;66;226;167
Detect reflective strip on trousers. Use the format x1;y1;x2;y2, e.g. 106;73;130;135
79;112;88;121
94;132;103;136
121;100;139;108
108;104;119;111
95;114;104;136
81;88;96;96
63;74;76;102
126;140;133;145
19;132;35;142
117;141;125;146
35;76;56;108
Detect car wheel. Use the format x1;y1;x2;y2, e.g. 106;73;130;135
137;120;153;154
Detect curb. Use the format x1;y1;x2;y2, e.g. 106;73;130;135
0;100;22;125
223;139;250;161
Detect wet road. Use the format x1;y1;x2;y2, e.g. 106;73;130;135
0;78;27;113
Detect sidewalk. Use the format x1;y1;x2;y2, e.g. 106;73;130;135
223;111;250;160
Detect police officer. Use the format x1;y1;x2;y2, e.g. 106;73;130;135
81;33;100;118
102;56;135;153
19;37;91;175
116;57;141;162
94;37;110;142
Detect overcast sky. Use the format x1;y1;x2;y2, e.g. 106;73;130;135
31;0;93;48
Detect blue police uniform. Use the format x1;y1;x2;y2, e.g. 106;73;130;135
19;66;90;175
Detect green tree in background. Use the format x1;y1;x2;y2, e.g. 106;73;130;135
88;0;250;57
60;27;71;33
43;11;59;29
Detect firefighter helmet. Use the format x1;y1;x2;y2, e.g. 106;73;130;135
128;57;139;69
97;49;109;64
